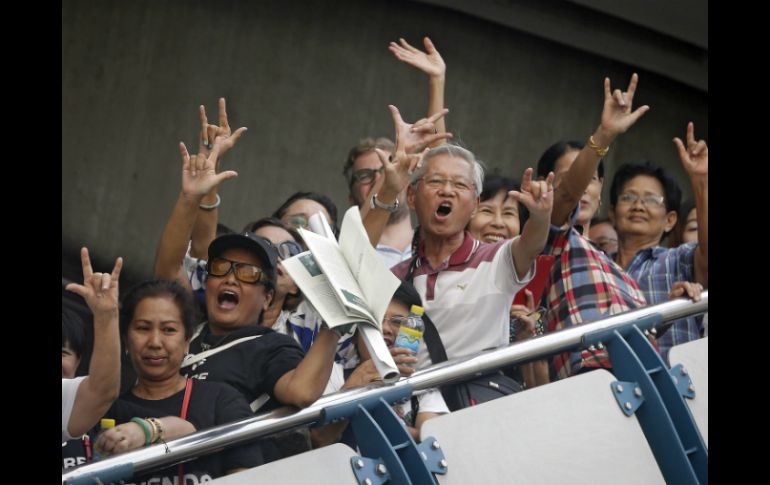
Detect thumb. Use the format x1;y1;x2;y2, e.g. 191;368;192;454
525;289;535;311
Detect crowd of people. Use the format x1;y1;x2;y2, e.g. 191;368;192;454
63;37;707;480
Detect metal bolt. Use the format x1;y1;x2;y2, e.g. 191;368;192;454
421;451;428;461
681;367;688;376
688;384;695;393
364;479;372;485
376;464;387;475
615;384;624;393
644;329;650;336
634;387;642;397
440;459;448;468
588;345;596;352
650;327;658;335
355;459;364;469
624;402;632;410
597;342;605;350
431;440;441;450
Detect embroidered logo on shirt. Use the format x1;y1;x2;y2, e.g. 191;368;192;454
457;283;469;290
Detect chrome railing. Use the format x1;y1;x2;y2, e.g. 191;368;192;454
63;292;707;484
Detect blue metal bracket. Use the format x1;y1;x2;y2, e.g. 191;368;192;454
584;314;707;485
350;456;390;485
610;380;644;416
416;437;448;475
669;364;696;399
320;385;441;484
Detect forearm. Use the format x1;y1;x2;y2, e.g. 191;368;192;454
191;189;220;259
69;310;121;436
551;126;614;225
511;217;548;278
428;75;446;144
363;187;398;246
691;176;708;287
158;416;197;441
154;191;202;281
273;327;339;408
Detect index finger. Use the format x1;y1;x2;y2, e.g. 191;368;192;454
520;167;534;192
625;73;639;102
427;108;449;124
218;97;229;129
603;77;611;101
524;289;535;310
80;247;94;280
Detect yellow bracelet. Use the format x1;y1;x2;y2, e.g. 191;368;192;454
587;135;609;157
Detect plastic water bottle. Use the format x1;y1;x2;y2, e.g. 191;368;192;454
394;305;425;366
91;418;116;461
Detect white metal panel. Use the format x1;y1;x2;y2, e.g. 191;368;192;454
668;336;708;447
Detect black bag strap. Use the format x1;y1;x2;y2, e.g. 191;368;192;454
404;255;466;410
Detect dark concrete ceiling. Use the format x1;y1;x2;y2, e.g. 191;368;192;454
417;0;708;92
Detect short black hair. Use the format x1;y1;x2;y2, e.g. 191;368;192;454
536;140;604;179
62;307;86;358
121;280;200;339
609;160;682;214
479;173;529;227
272;191;340;237
391;281;423;310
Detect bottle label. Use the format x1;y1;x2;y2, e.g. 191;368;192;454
395;326;424;354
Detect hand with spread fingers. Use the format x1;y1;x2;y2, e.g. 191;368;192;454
180;138;238;197
599;73;650;139
65;247;122;318
387;104;452;157
389;36;445;80
674;122;708;180
509;168;555;224
198;97;248;168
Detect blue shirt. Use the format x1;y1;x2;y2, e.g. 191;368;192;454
623;242;704;361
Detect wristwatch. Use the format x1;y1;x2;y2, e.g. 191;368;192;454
370;194;399;213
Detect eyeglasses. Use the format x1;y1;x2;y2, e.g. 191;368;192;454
277;240;303;260
420;175;474;193
618;192;665;207
350;167;383;186
282;214;309;229
207;257;269;284
383;315;409;328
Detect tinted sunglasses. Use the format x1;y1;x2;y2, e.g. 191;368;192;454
207;257;270;284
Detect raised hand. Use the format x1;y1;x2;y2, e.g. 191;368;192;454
198;97;248;166
509;168;555;222
389;36;446;79
388;104;452;155
600;73;650;137
65;247;123;317
180;138;238;196
673;122;707;179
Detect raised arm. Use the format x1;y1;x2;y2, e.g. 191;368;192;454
153;139;237;287
389;36;447;143
190;98;248;258
509;168;554;279
551;74;650;225
673;122;708;287
64;248;123;438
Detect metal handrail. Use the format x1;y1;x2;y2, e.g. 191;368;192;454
62;292;707;484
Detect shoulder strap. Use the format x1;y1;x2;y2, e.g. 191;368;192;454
403;255;449;365
182;334;261;368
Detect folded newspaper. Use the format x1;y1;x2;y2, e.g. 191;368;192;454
282;207;402;382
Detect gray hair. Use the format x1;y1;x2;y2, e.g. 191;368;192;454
410;144;485;195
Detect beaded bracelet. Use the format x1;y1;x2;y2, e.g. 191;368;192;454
146;417;164;444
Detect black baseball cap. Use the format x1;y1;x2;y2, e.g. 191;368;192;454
207;232;279;283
